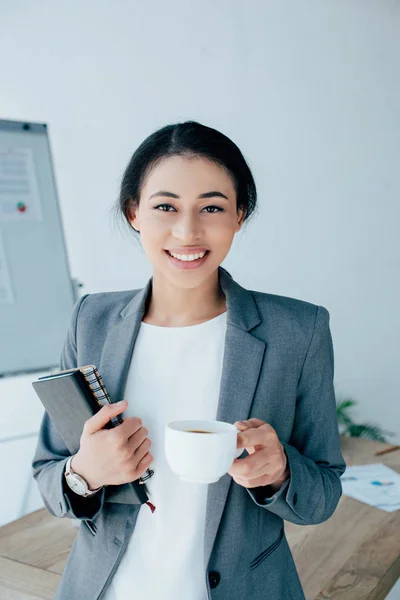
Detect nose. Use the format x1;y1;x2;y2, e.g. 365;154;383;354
172;212;203;243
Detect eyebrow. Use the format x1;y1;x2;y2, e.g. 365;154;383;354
149;190;229;201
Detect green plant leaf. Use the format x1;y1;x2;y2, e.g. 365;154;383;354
337;398;357;411
346;424;388;443
336;395;395;442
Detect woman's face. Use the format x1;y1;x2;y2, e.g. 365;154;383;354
128;155;245;288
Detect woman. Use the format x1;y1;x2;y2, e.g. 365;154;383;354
32;121;346;600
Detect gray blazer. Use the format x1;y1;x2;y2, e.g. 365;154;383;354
32;266;346;600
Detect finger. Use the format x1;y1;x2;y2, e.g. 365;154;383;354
135;450;154;475
230;448;270;479
234;418;266;430
115;416;143;440
83;401;128;435
127;426;150;452
133;436;152;462
236;424;274;449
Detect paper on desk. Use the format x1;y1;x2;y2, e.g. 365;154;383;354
340;463;400;512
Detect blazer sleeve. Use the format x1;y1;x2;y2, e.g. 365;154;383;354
246;305;347;525
31;293;107;521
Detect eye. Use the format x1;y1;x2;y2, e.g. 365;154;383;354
203;206;224;213
154;204;175;212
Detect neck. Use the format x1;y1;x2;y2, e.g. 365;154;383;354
143;268;226;327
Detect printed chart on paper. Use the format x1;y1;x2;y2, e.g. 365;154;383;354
0;147;43;222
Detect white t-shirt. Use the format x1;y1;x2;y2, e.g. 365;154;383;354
103;311;227;600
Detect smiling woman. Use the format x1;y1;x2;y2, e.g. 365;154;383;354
33;120;345;600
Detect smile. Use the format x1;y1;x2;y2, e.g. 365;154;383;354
164;250;210;270
168;251;206;261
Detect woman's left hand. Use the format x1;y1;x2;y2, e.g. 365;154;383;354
228;418;290;491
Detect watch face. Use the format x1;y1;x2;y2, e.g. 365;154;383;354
67;475;87;495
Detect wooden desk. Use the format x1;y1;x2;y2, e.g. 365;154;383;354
285;437;400;599
0;436;399;599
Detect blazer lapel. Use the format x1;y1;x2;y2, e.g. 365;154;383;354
98;267;266;569
203;268;266;569
98;277;152;405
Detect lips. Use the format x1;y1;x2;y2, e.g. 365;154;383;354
165;249;210;270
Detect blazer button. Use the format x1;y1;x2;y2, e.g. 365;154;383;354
208;571;221;589
293;492;298;505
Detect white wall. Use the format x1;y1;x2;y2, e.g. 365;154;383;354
0;0;399;527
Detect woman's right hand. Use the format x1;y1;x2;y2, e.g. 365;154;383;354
70;400;153;490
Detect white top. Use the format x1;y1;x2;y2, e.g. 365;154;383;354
103;311;227;600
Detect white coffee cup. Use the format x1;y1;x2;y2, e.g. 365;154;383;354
165;419;245;484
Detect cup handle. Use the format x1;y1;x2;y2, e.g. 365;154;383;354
234;428;245;459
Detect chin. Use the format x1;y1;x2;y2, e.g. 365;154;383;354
160;265;219;289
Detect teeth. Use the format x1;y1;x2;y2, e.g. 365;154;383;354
169;251;206;262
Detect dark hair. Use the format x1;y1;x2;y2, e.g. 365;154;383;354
112;120;258;235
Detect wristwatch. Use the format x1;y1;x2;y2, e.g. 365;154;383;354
64;455;102;497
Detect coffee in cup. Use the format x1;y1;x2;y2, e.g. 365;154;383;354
185;429;214;434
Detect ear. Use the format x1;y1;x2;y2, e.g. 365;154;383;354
235;208;246;232
127;202;140;231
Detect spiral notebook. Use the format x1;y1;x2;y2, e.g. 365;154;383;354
32;365;155;510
